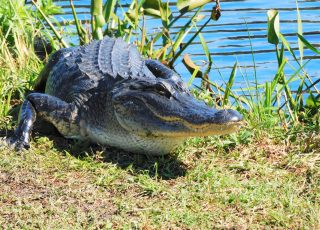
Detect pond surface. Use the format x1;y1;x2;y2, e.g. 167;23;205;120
51;0;320;90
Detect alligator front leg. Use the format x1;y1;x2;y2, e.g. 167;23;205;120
7;93;78;151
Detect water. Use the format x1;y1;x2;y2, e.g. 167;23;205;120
43;0;320;89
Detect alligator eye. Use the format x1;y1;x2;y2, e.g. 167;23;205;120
129;83;142;90
155;84;171;98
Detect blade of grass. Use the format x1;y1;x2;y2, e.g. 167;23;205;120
297;33;320;55
295;0;303;64
170;16;211;66
187;66;200;87
264;82;271;110
207;79;249;105
167;7;203;59
223;62;237;106
198;32;212;64
270;58;289;106
31;0;69;48
177;0;211;12
70;0;89;45
103;0;117;24
198;31;212;91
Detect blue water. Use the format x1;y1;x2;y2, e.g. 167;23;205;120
45;1;320;90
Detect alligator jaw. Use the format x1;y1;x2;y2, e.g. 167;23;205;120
145;107;244;137
176;121;244;137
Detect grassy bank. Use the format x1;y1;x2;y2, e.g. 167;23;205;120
0;124;319;228
0;0;319;228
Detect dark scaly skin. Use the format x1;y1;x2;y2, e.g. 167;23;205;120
7;36;243;155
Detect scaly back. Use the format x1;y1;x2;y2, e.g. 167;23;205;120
40;37;155;103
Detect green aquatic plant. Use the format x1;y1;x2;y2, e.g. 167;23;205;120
0;0;41;117
266;8;319;124
203;7;320;126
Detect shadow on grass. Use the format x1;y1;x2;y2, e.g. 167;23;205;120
56;138;187;180
99;147;187;180
1;120;187;180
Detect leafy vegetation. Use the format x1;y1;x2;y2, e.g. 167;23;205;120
0;0;319;228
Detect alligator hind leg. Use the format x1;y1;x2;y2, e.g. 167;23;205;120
7;93;79;151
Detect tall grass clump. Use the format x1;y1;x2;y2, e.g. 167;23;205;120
202;7;320;130
0;0;40;118
0;0;63;120
263;8;320;126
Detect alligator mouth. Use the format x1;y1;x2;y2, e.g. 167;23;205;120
149;112;244;137
140;97;244;137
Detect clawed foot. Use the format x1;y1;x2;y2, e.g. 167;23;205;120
2;135;30;151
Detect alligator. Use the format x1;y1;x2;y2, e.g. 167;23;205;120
6;36;243;155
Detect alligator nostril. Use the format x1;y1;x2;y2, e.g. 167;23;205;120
230;115;241;122
226;109;243;122
213;109;243;124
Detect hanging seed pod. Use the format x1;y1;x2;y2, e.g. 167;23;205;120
211;0;221;21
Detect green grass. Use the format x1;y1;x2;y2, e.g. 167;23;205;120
0;124;319;228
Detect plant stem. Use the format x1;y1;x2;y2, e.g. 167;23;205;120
170;17;211;67
31;0;69;48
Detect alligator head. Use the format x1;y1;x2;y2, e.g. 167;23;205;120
111;77;243;141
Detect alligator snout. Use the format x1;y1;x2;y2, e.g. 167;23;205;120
212;109;243;124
